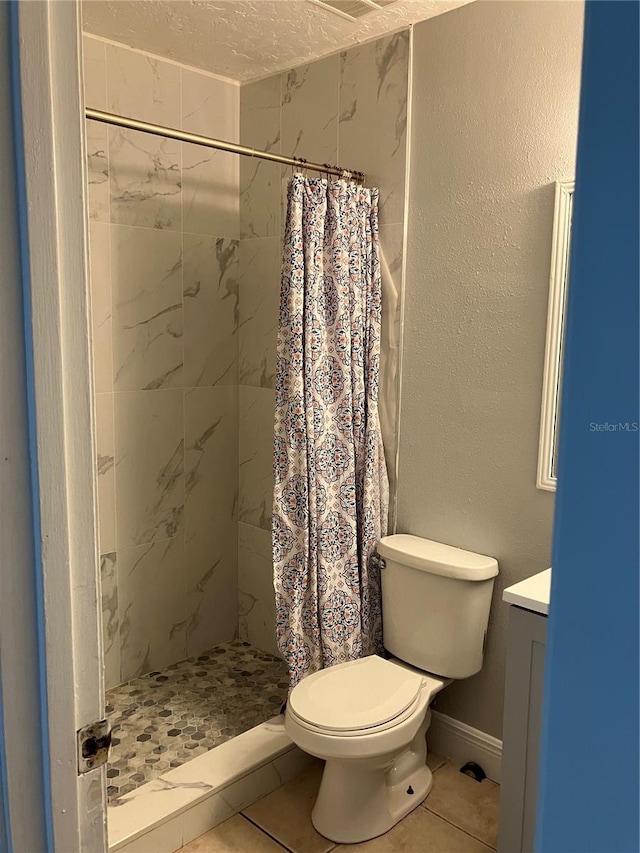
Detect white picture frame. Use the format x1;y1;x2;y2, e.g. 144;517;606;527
537;180;575;492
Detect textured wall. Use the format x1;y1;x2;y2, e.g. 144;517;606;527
237;31;411;655
84;35;240;688
397;1;584;738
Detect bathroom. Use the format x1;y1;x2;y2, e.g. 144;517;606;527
1;0;603;851
82;0;583;849
76;1;586;849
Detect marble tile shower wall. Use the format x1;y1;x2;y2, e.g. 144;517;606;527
84;35;241;689
237;31;410;656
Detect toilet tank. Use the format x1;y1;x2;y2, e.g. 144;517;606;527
377;534;499;679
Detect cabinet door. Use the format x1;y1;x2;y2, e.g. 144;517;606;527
498;606;548;853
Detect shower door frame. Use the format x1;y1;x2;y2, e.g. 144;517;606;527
8;0;107;851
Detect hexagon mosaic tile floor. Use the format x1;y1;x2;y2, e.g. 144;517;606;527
105;641;289;802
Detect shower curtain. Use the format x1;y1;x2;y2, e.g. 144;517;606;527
273;174;389;687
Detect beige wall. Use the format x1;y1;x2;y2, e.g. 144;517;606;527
397;1;584;738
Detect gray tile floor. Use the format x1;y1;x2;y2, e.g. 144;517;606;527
105;640;289;802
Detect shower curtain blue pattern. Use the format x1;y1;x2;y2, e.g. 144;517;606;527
273;174;389;687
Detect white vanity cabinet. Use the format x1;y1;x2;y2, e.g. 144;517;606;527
498;570;551;853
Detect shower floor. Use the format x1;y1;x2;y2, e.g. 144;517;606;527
105;640;288;802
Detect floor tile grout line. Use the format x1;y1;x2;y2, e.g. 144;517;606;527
239;813;317;853
424;758;498;849
231;759;497;853
241;797;492;853
421;802;497;850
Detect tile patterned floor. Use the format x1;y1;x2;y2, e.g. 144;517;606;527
106;640;288;802
179;754;500;852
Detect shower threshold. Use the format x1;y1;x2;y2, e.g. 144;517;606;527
106;642;312;853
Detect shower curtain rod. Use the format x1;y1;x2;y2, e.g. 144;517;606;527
85;108;366;182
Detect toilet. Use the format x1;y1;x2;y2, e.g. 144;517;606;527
285;534;499;844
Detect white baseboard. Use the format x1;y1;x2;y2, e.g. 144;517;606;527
429;711;502;784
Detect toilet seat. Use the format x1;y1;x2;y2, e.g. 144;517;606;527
287;694;422;737
289;656;424;735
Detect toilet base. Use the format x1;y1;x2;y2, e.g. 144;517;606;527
310;714;434;844
312;760;433;844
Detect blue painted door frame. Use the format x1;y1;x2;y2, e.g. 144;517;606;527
0;673;9;853
537;2;639;852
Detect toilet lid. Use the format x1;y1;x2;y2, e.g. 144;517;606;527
289;656;423;732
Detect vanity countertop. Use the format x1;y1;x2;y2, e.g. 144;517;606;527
503;568;551;616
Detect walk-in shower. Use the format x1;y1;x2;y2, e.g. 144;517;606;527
83;15;410;841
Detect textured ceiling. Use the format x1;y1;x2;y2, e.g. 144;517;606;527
82;0;474;82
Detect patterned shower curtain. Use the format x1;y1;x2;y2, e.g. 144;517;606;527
273;174;389;687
